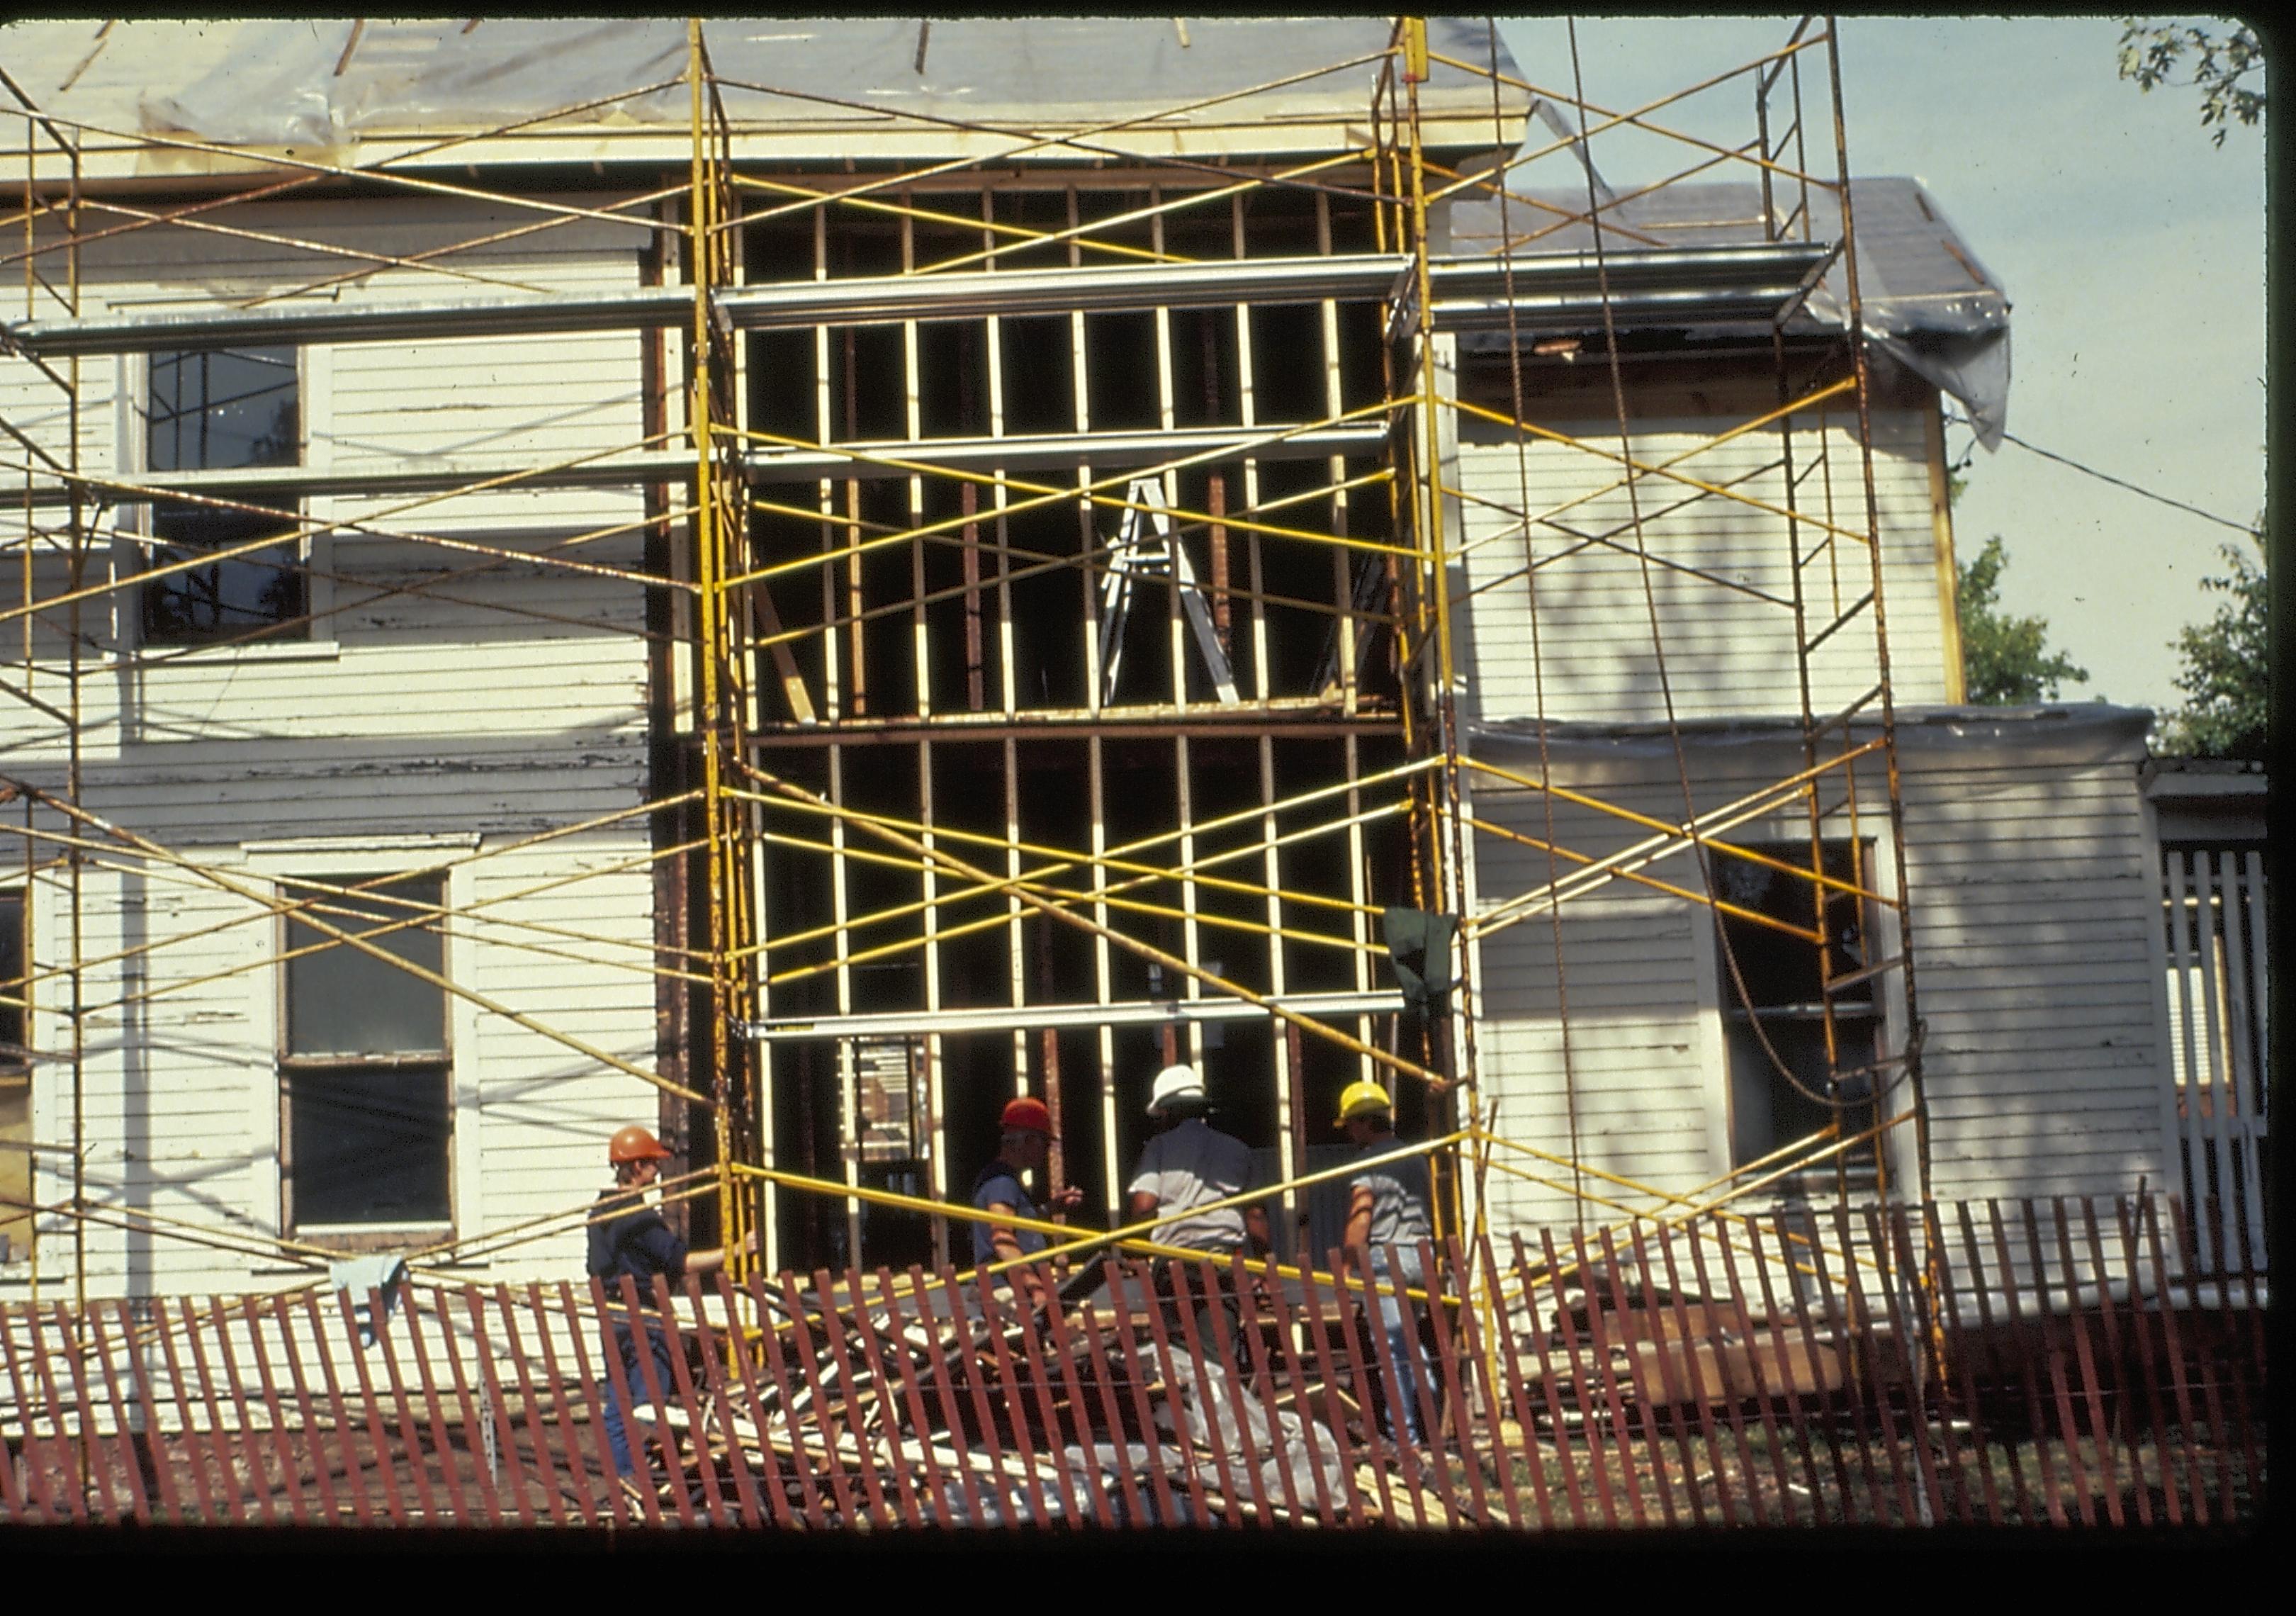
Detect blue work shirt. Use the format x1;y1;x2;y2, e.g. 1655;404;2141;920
587;1188;688;1292
969;1157;1049;1267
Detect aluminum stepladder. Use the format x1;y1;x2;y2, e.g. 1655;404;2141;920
1098;474;1240;707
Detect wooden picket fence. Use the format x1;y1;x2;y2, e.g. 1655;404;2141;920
0;1194;2266;1529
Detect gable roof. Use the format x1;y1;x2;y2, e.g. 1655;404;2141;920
1449;176;2015;444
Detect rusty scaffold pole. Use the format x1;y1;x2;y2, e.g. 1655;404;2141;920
1378;17;1482;1253
687;20;759;1279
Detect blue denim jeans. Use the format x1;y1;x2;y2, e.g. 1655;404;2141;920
1367;1250;1429;1446
598;1323;676;1478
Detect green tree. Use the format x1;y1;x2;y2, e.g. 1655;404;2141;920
2158;533;2268;757
2117;18;2265;146
1957;536;2091;704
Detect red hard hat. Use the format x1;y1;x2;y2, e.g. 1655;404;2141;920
999;1096;1052;1136
609;1124;673;1165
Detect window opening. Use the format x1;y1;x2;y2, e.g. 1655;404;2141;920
1;890;28;1263
279;873;451;1231
1713;838;1881;1187
143;346;307;646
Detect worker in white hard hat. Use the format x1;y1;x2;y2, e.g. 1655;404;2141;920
1336;1079;1434;1449
1124;1062;1273;1367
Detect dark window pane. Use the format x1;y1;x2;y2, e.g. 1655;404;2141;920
144;347;303;645
288;1064;451;1226
1716;838;1882;1172
148;348;298;472
1726;1016;1878;1172
0;891;23;1061
1713;841;1872;1008
285;876;445;1057
143;493;306;645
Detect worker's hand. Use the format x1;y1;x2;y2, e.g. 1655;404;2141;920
1049;1184;1086;1214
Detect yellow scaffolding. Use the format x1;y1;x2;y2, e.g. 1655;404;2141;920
0;16;1932;1345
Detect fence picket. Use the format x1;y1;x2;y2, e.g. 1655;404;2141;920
0;1199;2262;1532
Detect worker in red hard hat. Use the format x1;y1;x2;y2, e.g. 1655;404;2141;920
969;1095;1084;1315
587;1123;741;1486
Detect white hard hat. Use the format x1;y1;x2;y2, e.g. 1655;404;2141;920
1147;1062;1205;1116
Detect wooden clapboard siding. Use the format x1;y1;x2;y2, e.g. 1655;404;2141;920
1899;730;2169;1209
11;826;658;1295
1453;401;1952;725
1467;712;2167;1236
0;228;117;482
459;844;655;1269
0;193;655;768
327;328;646;534
1476;868;1711;1229
0;200;663;1298
118;642;647;747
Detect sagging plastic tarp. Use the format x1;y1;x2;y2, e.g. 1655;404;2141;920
1450;176;2015;450
123;18;1516;153
914;1353;1348;1524
1156;1354;1350;1509
136;20;694;149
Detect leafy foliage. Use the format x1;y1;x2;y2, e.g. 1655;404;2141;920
2159;533;2268;758
1957;536;2090;705
2117;18;2266;146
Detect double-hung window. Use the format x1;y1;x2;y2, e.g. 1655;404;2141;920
278;874;452;1234
143;346;308;646
1;890;27;1263
1713;839;1881;1188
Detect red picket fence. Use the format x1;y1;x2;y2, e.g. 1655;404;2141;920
0;1195;2266;1529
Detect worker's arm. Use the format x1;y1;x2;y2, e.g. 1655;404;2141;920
683;1245;726;1278
670;1222;757;1280
986;1201;1056;1313
1125;1190;1160;1227
1342;1184;1375;1257
1244;1203;1273;1257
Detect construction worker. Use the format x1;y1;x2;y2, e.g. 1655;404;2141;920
587;1124;738;1481
1336;1079;1432;1448
969;1094;1085;1314
1124;1062;1273;1363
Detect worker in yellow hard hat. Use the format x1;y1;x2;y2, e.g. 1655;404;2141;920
588;1123;743;1486
1336;1080;1433;1450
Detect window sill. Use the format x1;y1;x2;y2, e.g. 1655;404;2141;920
125;639;343;668
286;1225;452;1259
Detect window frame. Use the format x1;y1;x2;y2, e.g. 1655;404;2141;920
1702;831;1909;1199
253;842;474;1250
118;344;336;659
1;886;29;1266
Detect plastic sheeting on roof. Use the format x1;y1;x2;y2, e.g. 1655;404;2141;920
115;18;1513;150
1450;177;2014;451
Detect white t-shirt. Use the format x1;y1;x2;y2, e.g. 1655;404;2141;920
1126;1117;1259;1254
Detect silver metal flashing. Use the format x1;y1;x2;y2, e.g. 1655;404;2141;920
5;245;1834;358
738;988;1405;1041
8;424;1390;509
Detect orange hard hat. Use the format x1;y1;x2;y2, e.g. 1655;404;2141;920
609;1124;673;1165
999;1096;1052;1136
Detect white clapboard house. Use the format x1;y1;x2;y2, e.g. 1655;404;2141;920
0;19;2260;1301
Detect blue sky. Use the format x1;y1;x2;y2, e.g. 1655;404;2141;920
1495;15;2266;717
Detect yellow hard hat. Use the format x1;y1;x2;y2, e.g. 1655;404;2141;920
1334;1079;1392;1126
